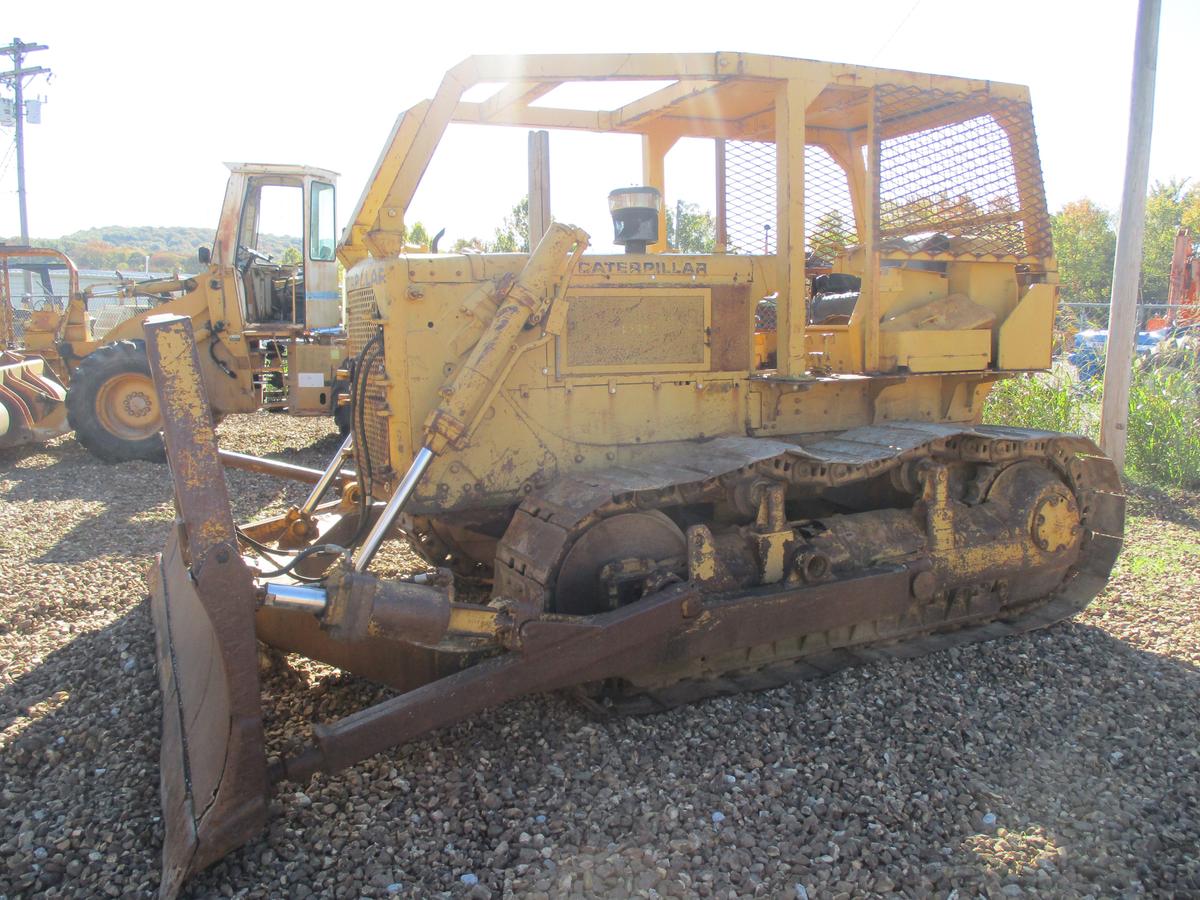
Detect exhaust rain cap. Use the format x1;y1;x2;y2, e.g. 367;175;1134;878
609;187;661;254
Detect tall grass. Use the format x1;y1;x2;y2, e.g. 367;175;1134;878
1125;369;1200;487
984;363;1200;489
984;368;1094;436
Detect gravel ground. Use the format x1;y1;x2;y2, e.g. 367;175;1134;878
1;416;1197;899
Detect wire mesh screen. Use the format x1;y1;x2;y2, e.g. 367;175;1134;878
90;301;155;340
874;85;1051;259
805;146;858;263
722;141;859;260
723;140;776;255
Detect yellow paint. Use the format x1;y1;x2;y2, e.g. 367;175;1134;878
561;289;711;373
688;526;719;583
756;532;790;584
338;52;1059;508
998;284;1055;370
29;166;348;433
880;330;992;373
1033;494;1078;553
447;605;501;636
148;322;231;551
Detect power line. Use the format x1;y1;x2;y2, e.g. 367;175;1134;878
869;0;923;64
0;139;16;182
1;38;51;266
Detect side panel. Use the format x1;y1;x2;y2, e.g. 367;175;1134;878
997;284;1055;370
352;254;997;513
287;341;341;415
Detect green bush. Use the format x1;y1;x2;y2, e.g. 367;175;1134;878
1125;369;1200;488
983;369;1094;436
983;364;1200;489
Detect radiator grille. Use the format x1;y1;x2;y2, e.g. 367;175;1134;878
345;286;393;491
346;287;380;354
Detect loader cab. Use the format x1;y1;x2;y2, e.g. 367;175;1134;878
213;163;340;330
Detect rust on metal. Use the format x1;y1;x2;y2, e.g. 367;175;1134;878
142;53;1130;899
0;350;68;446
144;314;269;898
218;447;357;487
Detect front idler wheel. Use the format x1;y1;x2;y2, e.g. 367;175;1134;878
552;510;687;615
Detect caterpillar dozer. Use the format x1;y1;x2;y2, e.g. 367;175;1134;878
2;163;348;462
145;53;1125;896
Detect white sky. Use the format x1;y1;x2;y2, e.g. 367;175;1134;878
3;0;1197;254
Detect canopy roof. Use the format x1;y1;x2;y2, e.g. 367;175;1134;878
341;52;1034;264
446;52;1027;140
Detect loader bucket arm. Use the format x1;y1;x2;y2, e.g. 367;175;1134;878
142;313;269;898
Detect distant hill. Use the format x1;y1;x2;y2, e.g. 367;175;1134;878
4;226;301;273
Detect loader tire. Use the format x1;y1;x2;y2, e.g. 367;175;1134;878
66;339;166;463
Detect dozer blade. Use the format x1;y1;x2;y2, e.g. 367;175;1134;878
150;531;268;898
142;314;270;897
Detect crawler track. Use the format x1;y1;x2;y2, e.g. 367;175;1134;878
491;422;1125;713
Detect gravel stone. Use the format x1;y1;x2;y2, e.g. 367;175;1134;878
1;417;1198;897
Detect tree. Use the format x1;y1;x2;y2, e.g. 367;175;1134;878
279;246;302;266
666;201;715;253
150;249;184;271
1051;199;1116;305
808;210;855;262
407;221;430;249
452;236;487;252
491;197;530;253
1140;179;1200;304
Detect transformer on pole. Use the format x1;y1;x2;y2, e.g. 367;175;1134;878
0;38;51;297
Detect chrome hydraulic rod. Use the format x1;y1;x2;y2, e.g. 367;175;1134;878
300;433;354;515
353;446;435;572
263;582;328;614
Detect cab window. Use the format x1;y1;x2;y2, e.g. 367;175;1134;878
310;182;336;261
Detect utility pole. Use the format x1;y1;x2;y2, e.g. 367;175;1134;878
0;38;50;297
1099;0;1160;472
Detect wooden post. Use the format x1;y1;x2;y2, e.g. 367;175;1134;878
1100;0;1161;471
527;130;551;249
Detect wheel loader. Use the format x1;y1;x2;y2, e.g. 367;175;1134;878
1;163;347;461
0;247;69;447
144;52;1125;896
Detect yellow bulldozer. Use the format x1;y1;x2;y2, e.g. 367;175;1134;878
144;53;1125;896
0;162;347;460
